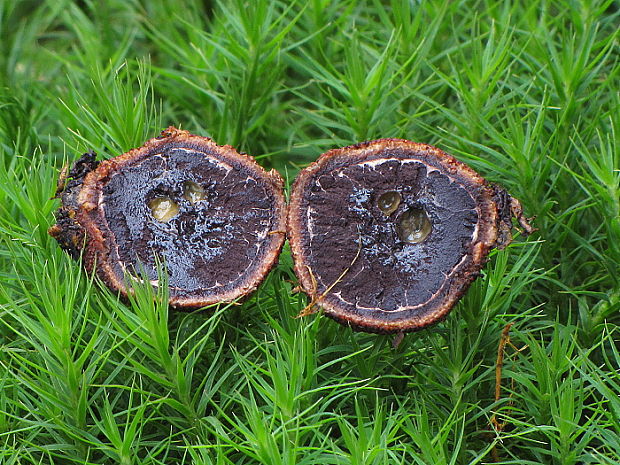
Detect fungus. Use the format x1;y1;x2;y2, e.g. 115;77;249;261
49;127;287;308
398;208;431;244
377;191;401;216
148;197;179;222
288;138;533;334
183;180;206;204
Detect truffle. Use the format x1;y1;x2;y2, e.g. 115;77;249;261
288;139;533;334
49;127;287;308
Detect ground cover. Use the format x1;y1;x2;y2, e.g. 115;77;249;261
0;1;618;463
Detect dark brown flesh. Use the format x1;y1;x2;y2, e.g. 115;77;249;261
288;139;533;334
49;127;287;308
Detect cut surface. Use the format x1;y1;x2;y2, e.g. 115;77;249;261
288;139;518;333
50;127;286;308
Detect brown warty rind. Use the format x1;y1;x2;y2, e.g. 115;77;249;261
49;127;287;308
288;139;532;334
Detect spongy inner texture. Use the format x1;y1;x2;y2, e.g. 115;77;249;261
103;147;274;296
304;158;477;312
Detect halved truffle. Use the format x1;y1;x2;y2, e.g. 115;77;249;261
49;127;287;308
288;139;533;334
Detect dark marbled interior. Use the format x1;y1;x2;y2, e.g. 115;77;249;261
103;147;275;298
302;158;478;312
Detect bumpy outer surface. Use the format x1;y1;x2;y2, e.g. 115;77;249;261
49;127;287;308
288;138;519;334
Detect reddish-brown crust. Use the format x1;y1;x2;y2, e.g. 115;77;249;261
51;127;287;307
288;138;513;334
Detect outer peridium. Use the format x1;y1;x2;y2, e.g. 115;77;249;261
59;127;288;308
288;138;508;334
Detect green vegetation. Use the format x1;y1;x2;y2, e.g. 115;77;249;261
0;0;618;463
